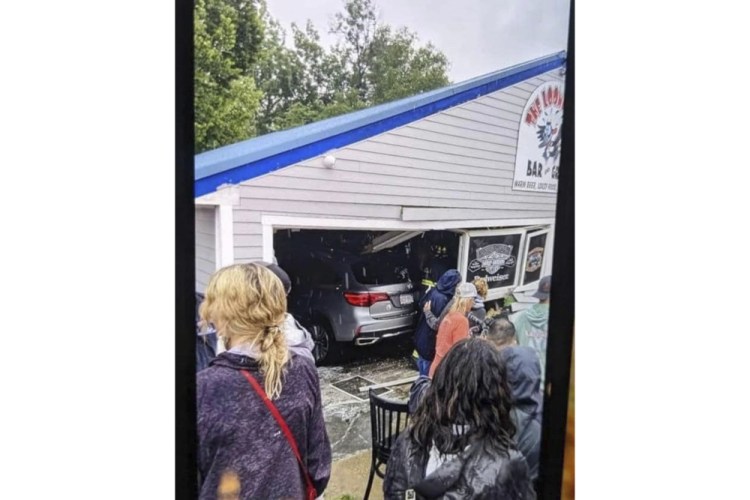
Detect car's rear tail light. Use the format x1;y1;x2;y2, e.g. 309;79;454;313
343;291;369;307
368;292;390;305
343;291;390;307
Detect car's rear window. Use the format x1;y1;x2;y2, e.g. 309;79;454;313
352;258;410;285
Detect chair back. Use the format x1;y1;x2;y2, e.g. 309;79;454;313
368;389;410;466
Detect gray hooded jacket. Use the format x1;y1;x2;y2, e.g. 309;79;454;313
499;346;543;481
284;313;315;362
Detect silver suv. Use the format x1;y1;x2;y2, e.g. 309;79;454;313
278;250;418;364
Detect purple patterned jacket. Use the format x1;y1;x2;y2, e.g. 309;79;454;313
197;352;331;499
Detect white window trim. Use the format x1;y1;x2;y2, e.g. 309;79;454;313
216;205;234;267
543;226;555;277
518;227;552;290
459;227;530;301
261;215;555;232
196;186;238;268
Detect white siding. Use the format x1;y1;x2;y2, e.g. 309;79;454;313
195;206;216;292
233;68;564;252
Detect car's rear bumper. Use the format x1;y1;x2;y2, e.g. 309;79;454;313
353;312;417;346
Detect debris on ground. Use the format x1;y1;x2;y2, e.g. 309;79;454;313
319;337;416;460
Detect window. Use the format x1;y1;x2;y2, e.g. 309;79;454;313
521;229;550;286
352;256;410;285
308;260;341;286
465;232;524;291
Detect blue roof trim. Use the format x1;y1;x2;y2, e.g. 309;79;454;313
195;52;565;197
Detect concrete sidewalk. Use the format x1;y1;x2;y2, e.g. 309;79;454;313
318;339;415;498
325;450;384;500
319;353;414;460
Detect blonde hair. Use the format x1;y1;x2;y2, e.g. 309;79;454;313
472;277;488;299
199;263;289;399
449;296;475;314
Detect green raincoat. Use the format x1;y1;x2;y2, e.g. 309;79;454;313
513;303;550;382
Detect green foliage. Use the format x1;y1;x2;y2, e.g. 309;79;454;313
330;0;378;101
194;0;264;152
252;10;303;135
263;0;451;130
195;0;453;151
368;26;450;104
275;99;366;130
226;0;264;72
195;75;262;152
291;21;329;106
328;0;450;106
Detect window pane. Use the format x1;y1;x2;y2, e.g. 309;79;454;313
523;232;548;285
466;233;522;290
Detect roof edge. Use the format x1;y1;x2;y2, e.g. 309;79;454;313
195;51;566;197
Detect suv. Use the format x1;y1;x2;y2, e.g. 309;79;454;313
278;249;418;364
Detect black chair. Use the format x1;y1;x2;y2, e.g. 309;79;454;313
364;389;410;500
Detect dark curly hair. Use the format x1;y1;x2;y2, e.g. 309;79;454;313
409;337;516;456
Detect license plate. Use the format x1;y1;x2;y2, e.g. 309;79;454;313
400;293;414;305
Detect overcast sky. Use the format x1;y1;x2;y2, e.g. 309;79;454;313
266;0;571;83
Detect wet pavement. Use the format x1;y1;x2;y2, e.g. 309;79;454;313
318;336;417;460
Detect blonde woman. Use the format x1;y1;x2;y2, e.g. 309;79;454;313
197;263;331;500
468;277;489;336
428;283;478;378
473;277;489;300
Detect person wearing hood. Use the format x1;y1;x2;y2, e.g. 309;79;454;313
258;261;316;363
199;262;316;365
487;318;543;484
467;277;488;336
512;275;552;382
385;338;535;500
413;269;462;376
197;264;331;499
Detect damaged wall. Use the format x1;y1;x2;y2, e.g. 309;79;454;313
227;69;563;263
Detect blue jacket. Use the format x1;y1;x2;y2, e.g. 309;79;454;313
414;269;461;360
499;346;543;481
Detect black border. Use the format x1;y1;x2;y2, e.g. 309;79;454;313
176;0;197;496
538;1;575;498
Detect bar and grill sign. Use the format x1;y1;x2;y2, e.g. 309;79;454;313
512;81;565;193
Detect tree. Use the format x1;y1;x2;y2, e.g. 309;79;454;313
290;21;327;106
253;13;366;133
275;99;365;131
329;0;450;105
267;0;451;130
367;26;450;104
195;0;453;150
330;0;378;102
252;8;304;135
194;0;264;152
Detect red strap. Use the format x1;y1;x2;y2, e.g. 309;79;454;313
241;370;317;500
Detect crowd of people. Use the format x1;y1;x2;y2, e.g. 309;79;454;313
195;260;551;499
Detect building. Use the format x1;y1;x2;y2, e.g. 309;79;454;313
194;51;566;309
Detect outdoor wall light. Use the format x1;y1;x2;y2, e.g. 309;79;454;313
323;155;336;168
